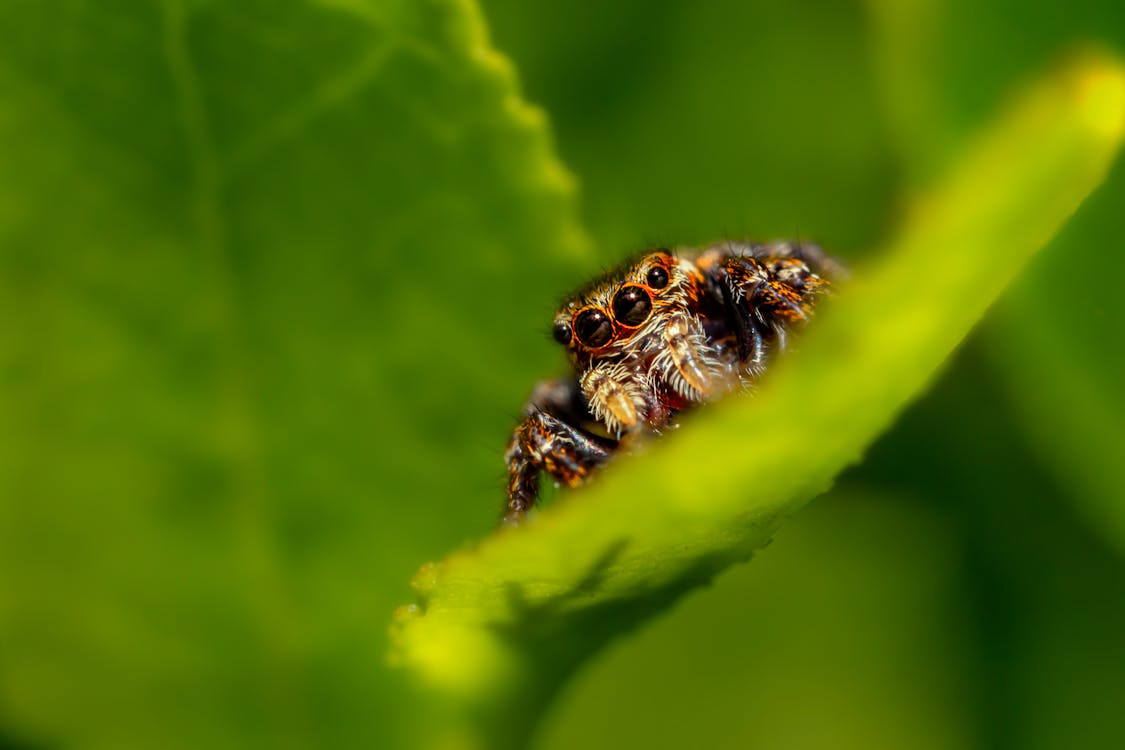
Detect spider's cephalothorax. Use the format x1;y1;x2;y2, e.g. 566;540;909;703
503;241;842;524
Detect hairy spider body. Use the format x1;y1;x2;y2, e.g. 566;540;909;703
503;241;842;523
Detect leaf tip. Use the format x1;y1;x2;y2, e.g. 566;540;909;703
1073;57;1125;141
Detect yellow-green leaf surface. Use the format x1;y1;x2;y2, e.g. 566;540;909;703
391;55;1125;748
0;1;586;748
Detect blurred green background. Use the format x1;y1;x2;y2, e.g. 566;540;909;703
1;1;1123;748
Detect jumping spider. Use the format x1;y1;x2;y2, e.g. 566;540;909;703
504;241;843;524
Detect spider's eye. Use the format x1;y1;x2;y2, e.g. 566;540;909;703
552;320;571;345
611;285;652;327
646;266;670;289
574;309;614;347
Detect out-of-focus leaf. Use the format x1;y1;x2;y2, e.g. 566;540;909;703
483;0;895;255
0;0;586;747
866;0;956;184
868;0;1125;553
391;56;1125;749
990;161;1125;554
856;347;1125;749
539;494;975;750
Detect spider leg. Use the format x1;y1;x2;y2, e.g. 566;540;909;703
725;240;848;282
709;249;834;374
504;379;616;523
717;274;765;367
749;274;812;326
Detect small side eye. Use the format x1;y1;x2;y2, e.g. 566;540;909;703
646;266;670;289
611;285;653;327
574;309;614;347
552;320;572;345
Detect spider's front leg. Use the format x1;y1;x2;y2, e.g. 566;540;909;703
729;240;848;283
730;245;832;321
707;242;836;368
504;378;616;524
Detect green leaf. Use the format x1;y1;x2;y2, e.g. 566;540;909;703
484;0;894;253
540;493;976;750
867;0;1125;555
0;0;585;747
390;54;1125;748
991;160;1125;554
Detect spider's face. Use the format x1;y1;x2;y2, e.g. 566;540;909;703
505;239;838;520
548;248;716;437
551;250;692;362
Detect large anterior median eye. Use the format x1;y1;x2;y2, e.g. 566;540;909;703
574;308;614;347
611;285;653;327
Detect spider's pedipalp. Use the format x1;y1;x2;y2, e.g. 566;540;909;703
580;361;648;437
648;312;727;402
